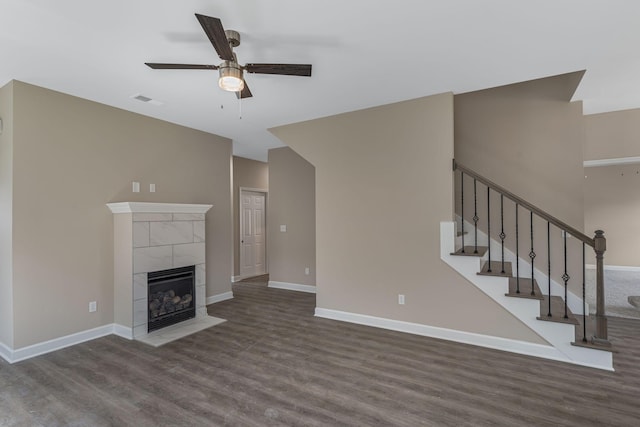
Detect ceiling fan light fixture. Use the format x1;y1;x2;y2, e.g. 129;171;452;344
218;62;244;92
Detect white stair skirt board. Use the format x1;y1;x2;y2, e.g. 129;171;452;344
206;291;234;305
0;324;116;364
455;216;586;315
232;275;242;283
442;221;613;371
268;281;317;294
136;316;226;348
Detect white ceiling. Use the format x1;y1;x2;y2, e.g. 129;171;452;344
1;0;639;161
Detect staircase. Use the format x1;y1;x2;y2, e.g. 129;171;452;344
441;161;614;371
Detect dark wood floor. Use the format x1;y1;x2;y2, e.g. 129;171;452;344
2;278;640;426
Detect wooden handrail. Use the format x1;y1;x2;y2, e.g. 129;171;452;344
453;160;595;247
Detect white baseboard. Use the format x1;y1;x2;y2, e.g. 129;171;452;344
206;291;234;305
0;297;231;363
2;324;116;364
268;281;316;294
113;324;133;340
0;340;12;363
315;307;573;365
234;273;270;282
586;264;640;272
0;309;575;367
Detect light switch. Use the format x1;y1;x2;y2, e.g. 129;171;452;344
149;183;156;193
132;182;140;193
280;225;287;232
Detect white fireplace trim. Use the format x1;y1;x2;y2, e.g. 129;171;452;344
107;202;213;214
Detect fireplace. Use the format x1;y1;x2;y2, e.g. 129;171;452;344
148;265;196;332
107;202;213;339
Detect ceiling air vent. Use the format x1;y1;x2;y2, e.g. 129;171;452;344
130;94;163;106
134;95;152;102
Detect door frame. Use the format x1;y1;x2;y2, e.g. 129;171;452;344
239;187;268;280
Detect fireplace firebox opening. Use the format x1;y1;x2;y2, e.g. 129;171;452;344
147;265;196;332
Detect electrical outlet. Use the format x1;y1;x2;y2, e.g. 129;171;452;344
305;267;310;275
89;301;97;312
132;181;140;193
398;294;405;305
149;183;156;193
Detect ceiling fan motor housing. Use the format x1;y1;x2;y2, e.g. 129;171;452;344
225;29;241;47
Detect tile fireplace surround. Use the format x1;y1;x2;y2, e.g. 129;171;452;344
107;202;213;339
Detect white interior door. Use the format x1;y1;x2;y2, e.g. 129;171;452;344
240;190;266;278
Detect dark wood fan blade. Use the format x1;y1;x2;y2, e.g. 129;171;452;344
195;13;234;61
244;63;312;76
236;83;253;99
145;63;218;70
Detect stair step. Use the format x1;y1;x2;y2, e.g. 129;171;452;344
477;260;512;277
536;296;579;325
456;230;469;237
451;246;487;257
571;315;616;352
505;277;544;300
571;340;616;352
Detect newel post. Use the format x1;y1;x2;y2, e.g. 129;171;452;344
593;230;611;346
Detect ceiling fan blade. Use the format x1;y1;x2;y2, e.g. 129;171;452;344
236;83;253;99
145;63;218;70
195;13;234;61
244;63;312;77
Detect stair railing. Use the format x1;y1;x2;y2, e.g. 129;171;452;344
453;159;611;348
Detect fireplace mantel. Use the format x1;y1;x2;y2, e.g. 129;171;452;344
107;202;212;214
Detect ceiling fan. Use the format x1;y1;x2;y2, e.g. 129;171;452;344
145;14;312;99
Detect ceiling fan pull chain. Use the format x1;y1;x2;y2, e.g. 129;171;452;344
239;95;242;119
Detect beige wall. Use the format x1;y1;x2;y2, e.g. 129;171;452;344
454;72;587;295
0;81;14;348
583;109;640;266
267;147;316;286
10;81;232;349
232;156;268;277
584;165;640;267
455;71;586;228
585;109;640;161
271;93;544;343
